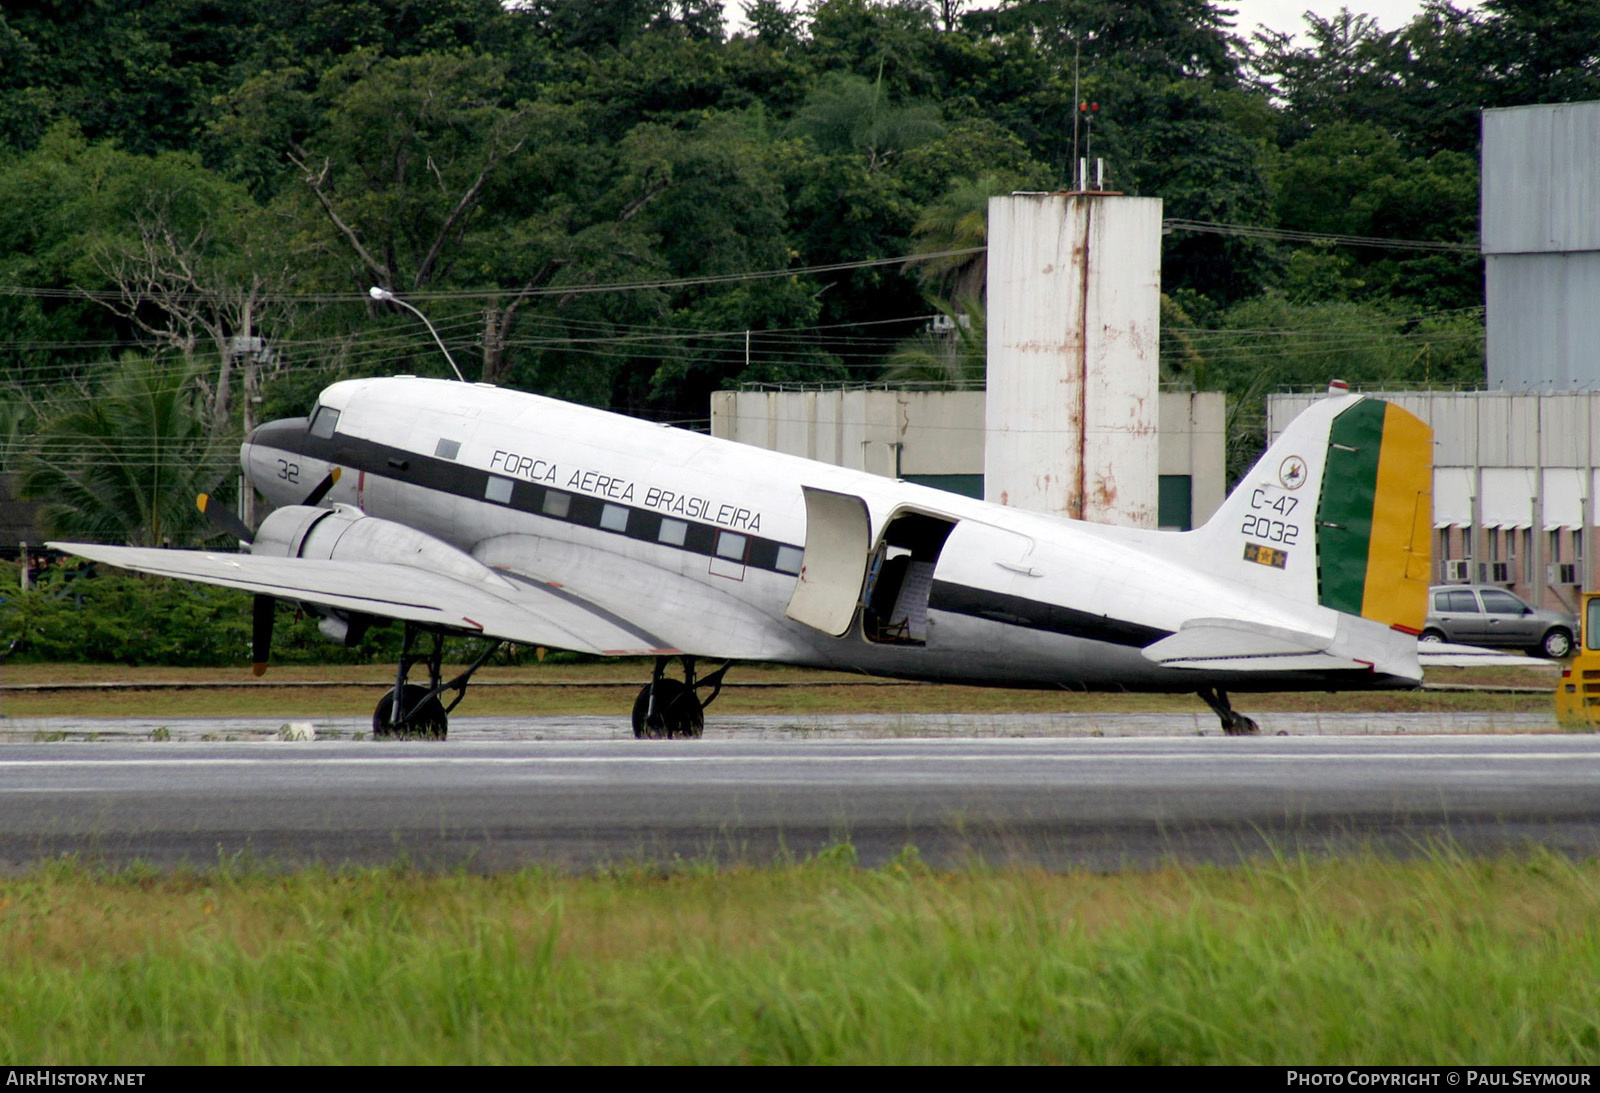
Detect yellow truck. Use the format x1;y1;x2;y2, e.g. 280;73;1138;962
1555;593;1600;724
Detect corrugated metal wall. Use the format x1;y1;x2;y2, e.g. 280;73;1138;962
1482;102;1600;390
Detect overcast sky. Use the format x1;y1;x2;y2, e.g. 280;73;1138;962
1225;0;1480;41
727;2;1485;45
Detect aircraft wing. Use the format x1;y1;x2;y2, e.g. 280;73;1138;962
1140;615;1421;679
47;542;679;656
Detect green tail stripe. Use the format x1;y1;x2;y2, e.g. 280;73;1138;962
1318;400;1385;615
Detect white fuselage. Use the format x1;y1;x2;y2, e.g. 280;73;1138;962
240;377;1408;692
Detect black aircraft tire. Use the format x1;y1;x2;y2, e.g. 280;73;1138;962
631;679;704;740
373;684;449;740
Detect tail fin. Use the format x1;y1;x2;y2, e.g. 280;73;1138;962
1188;394;1432;632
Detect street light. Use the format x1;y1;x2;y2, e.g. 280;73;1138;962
368;286;466;382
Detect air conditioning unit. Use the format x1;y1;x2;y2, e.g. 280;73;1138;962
1445;560;1469;582
1548;563;1579;585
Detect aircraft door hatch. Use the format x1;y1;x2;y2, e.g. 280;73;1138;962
862;510;957;645
785;488;874;637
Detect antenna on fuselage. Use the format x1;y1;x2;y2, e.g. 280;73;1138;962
368;286;466;382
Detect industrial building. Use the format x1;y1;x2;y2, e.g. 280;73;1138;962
711;387;1227;530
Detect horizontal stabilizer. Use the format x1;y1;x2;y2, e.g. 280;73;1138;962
1417;641;1548;669
1143;617;1329;659
1142;618;1367;672
1143;614;1422;680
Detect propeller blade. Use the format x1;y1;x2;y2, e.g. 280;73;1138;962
251;593;275;677
197;493;254;544
302;466;342;506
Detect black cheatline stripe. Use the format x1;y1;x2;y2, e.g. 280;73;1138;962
253;419;804;577
496;570;674;651
930;582;1171;648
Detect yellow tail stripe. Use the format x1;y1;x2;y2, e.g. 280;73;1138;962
1362;403;1433;631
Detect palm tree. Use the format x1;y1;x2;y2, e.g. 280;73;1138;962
903;174;1013;301
19;356;231;546
883;295;986;389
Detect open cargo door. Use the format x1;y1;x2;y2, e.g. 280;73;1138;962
785;487;872;637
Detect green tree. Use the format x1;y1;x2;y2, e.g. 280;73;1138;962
788;70;945;171
18;356;229;547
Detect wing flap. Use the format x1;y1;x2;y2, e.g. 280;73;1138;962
47;542;673;656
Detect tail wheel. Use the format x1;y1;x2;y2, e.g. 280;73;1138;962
1540;628;1575;659
374;684;449;740
631;679;705;739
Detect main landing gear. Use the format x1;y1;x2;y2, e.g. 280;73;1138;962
1198;687;1260;736
632;656;731;739
373;622;502;740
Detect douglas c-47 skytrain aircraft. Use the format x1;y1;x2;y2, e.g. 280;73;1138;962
52;371;1434;739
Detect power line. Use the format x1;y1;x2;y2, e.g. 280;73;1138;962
1162;219;1480;254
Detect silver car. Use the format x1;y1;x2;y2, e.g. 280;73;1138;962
1422;584;1577;658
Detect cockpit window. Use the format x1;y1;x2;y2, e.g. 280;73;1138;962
309;406;340;439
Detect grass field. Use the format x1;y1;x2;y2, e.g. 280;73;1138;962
1;850;1598;1064
0;660;1562;720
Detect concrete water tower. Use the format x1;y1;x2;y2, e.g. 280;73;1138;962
984;192;1163;527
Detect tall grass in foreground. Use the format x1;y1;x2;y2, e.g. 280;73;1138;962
1;850;1598;1064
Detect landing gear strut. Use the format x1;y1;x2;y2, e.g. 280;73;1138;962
1198;687;1260;736
632;656;730;739
372;622;502;740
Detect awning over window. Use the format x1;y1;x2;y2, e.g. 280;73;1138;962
1543;468;1584;529
1432;467;1474;528
1481;467;1535;528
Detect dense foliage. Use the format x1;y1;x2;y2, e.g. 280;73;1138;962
2;0;1590;545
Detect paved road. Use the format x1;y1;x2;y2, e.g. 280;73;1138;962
1;709;1559;742
0;732;1596;870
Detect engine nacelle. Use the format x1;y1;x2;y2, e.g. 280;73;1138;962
251;505;510;589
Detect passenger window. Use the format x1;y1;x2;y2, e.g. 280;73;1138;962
775;545;804;575
1445;591;1479;613
1588;600;1600;650
484;476;513;504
